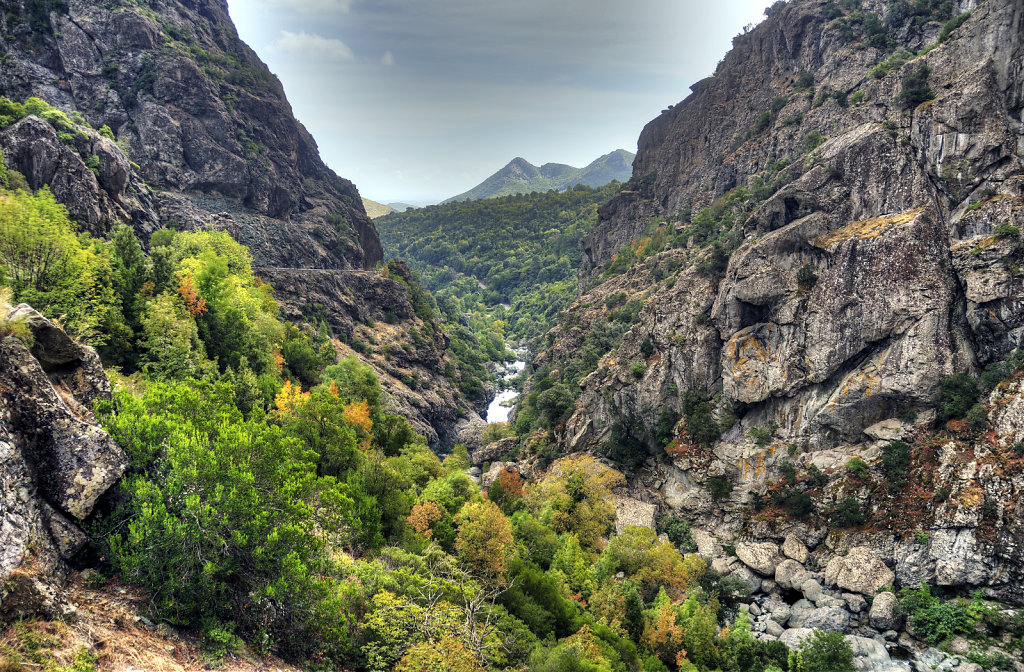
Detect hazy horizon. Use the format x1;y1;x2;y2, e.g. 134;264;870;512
227;1;771;203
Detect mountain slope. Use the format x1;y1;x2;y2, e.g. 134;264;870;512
502;0;1024;618
0;0;473;444
443;149;634;203
362;197;396;218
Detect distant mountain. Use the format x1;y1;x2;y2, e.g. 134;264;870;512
361;198;395;219
387;202;417;213
442;149;634;203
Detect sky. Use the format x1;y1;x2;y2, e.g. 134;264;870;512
226;0;770;204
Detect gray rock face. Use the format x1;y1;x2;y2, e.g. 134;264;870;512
825;547;895;596
0;308;126;620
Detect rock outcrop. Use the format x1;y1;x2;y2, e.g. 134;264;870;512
0;0;471;446
0;306;126;620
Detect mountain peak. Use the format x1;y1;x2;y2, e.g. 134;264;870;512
444;149;634;203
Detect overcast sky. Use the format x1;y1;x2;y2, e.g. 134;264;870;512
227;0;769;204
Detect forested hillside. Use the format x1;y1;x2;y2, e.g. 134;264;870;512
378;182;620;341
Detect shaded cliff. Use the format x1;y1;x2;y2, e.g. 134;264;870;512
0;0;471;445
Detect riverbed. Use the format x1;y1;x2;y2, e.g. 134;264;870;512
485;359;525;423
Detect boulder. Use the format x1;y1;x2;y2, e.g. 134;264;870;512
843;593;868;614
767;600;791;626
692;529;722;558
470;436;517;465
736;541;781;576
803;606;851;632
824;547;894;596
846;635;897;672
782;534;809;563
801;578;823;602
730;564;763;592
765;619;785;637
788;599;817;628
868;591;902;631
775;558;811;590
778;627;814;649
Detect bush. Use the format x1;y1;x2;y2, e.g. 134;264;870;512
630;361;647;379
994;224;1020;239
799;629;855;672
936;373;980;423
881;440;910;486
846;457;870;479
965;403;988;430
795;70;814;89
803;130;825;152
707;476;733;500
747;425;774;446
797;263;818;289
899;582;974;645
786;492;813;518
937;12;970;44
831;497;865;527
898;64;934;108
656;515;696;553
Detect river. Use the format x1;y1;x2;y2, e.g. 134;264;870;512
485;359;525;423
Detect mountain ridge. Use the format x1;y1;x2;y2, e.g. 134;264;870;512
442;148;634;203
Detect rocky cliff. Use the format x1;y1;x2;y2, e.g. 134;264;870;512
0;0;470;445
504;0;1024;665
0;305;126;621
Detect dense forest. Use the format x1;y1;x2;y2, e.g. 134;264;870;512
377;183;621;342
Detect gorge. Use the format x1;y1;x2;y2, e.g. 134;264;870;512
2;0;1024;671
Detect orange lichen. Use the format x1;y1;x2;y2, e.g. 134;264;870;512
813;206;926;248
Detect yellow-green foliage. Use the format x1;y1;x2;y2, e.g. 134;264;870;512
0;187;115;342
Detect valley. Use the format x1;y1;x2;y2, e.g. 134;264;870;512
1;0;1024;671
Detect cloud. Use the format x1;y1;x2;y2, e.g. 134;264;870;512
272;30;355;61
381;51;395;66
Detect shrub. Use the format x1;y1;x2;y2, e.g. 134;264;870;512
797;263;818;289
994;224;1020;239
707;476;733;500
937;12;970;44
846;457;870;479
656;515;696;553
805;463;828;488
898;64;934;108
803;130;825;152
850;89;866;104
831;497;865;527
899;582;974;644
795;70;814;89
786;492;813;518
965;403;988;430
936;373;980;423
799;629;855;672
630;361;647;379
747;426;774;446
881;440;911;485
779;461;797;483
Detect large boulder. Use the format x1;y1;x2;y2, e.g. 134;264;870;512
824;546;894;596
736;541;781;576
0;308;126;621
782;534;809;563
775;558;812;590
869;591;903;631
